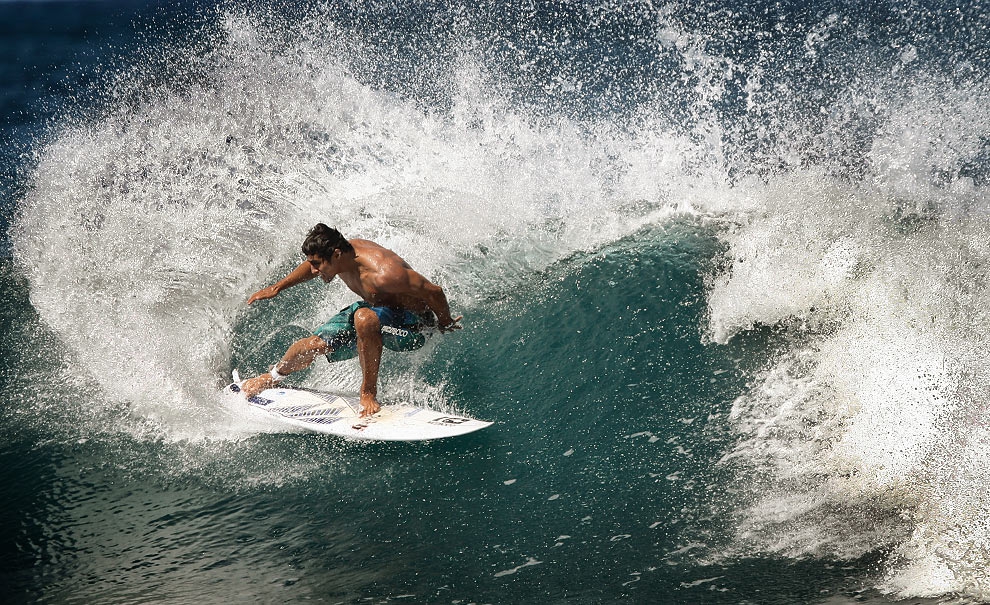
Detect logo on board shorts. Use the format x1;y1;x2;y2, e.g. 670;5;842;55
381;325;410;337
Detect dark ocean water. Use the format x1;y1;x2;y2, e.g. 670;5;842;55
3;1;990;603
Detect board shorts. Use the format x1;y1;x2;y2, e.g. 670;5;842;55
313;301;436;363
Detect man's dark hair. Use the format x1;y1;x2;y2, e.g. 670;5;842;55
302;224;354;258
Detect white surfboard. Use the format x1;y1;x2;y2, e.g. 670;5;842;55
226;375;492;441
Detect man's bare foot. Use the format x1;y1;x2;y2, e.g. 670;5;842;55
359;393;381;417
241;373;275;399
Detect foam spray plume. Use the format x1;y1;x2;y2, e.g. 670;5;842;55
11;9;699;439
703;45;990;605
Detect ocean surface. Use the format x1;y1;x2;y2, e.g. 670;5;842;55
2;0;989;603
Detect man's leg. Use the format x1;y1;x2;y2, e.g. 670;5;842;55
240;335;328;398
353;307;383;417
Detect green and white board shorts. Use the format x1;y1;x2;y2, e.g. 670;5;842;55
313;301;435;362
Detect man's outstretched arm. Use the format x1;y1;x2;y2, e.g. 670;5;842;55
247;261;319;304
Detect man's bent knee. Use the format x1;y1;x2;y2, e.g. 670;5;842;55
353;308;381;334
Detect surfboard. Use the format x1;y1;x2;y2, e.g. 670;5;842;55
226;375;492;441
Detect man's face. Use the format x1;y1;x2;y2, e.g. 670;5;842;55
307;252;337;282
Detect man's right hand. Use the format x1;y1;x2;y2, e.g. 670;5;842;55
247;285;280;304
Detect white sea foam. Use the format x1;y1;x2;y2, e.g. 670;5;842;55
708;76;990;599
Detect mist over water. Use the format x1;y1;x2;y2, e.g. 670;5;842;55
5;0;990;601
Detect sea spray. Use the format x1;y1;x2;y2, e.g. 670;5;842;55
11;12;703;439
708;80;990;598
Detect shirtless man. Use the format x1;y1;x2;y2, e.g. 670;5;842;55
239;224;462;416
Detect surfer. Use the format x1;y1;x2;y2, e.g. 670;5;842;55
239;224;462;416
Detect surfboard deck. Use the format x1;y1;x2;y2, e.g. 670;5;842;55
226;379;492;441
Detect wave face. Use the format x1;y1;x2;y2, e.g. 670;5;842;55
6;0;990;601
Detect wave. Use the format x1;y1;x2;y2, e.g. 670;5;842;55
8;1;990;600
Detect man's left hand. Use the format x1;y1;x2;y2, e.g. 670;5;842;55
439;315;463;333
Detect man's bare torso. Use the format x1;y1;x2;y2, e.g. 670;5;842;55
336;239;431;314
